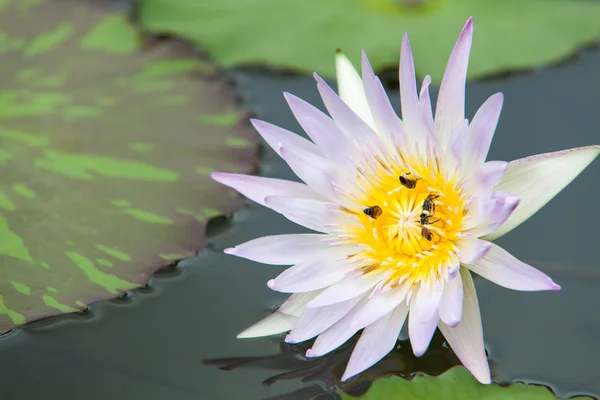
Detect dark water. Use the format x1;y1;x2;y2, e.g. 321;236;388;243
1;48;599;399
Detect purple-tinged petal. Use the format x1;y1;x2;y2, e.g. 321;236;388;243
224;233;329;265
264;196;346;233
250;118;319;158
361;50;406;149
335;50;377;130
435;18;473;149
468;194;519;237
237;291;322;338
268;255;357;293
438;268;491;384
399;33;418;126
211;172;323;207
314;73;381;151
484;145;600;241
307;270;387;308
456;238;492;265
465;243;560;291
350;286;407;329
417;75;436;136
461;161;509;229
412;281;444;321
307;296;370;357
462;190;512;233
408;300;439;357
284;93;354;165
286;295;363;343
341;303;409;381
399;34;436;156
463;160;507;197
452;93;503;173
278;143;336;199
445;119;469;172
438;272;463;327
461;196;494;232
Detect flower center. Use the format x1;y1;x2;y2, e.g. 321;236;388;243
342;155;467;289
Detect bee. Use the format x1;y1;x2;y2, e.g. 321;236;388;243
399;172;420;189
419;212;439;241
422;193;439;216
421;226;434;241
363;205;382;219
419;213;439;226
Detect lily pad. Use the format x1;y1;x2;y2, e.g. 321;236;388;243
340;367;593;400
137;0;600;82
0;0;256;333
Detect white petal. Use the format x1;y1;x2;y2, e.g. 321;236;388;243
456;237;492;265
314;73;381;151
307;270;387;308
361;50;406;149
462;160;507;198
438;272;463;327
445;119;470;173
341;303;409;381
452;93;503;173
279;143;336;199
284;93;353;165
279;290;324;316
268;255;357;293
286;295;363;343
417;75;436;137
237;312;295;338
399;33;419;128
224;233;329;265
462;191;516;233
435;18;473;149
250;118;319;158
483;145;600;241
465;243;561;291
211;172;322;207
438;268;491;384
264;196;348;233
408;300;439;357
467;194;519;237
237;291;322;338
335;50;377;130
412;281;444;321
400;33;434;156
350;286;408;329
307;296;370;357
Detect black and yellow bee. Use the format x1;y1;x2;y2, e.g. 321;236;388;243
399;172;420;189
421;226;434;241
422;193;439;215
420;193;440;241
419;212;440;241
363;205;382;219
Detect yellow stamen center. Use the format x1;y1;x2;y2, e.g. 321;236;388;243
344;154;467;289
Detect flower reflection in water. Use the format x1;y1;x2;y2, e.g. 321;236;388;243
204;330;463;399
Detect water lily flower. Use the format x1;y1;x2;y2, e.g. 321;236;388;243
211;17;599;384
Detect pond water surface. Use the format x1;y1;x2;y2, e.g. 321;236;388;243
0;47;599;400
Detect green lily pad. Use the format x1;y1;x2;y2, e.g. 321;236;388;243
339;367;593;399
137;0;600;82
0;0;256;333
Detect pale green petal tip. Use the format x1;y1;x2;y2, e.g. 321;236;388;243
484;144;600;241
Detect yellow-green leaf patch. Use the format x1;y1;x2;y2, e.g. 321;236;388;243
340;367;594;399
137;0;600;82
0;0;257;333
